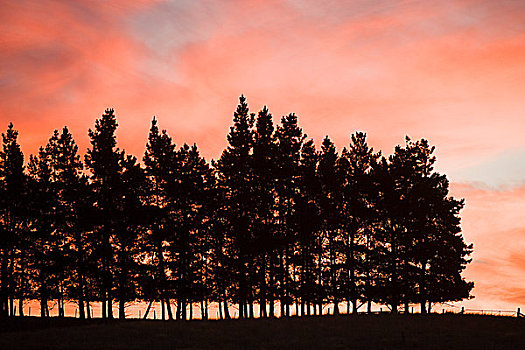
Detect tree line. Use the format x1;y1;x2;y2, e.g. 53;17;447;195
0;95;473;320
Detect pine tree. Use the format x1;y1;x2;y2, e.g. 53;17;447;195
400;138;473;312
295;138;321;316
206;173;233;320
114;154;147;319
340;132;380;313
252;106;277;318
274;113;305;317
370;154;401;313
143;117;176;320
215;95;256;318
39;127;88;317
167;143;213;320
317;136;345;314
85;108;124;319
27;128;85;318
27;147;55;317
0;123;26;318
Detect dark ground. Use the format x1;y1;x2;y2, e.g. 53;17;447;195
1;314;524;349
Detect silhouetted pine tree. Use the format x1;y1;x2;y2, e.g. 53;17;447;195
423;193;473;309
399;138;473;312
27;147;55;317
114;154;148;319
43;127;88;317
206;173;233;320
26;128;85;318
340;132;380;313
252;106;277;318
191;155;215;320
168;144;212;320
85;109;124;319
274;113;305;317
317;136;345;314
142;117;177;320
370;154;401;313
215;95;256;319
0;123;27;318
295;138;321;316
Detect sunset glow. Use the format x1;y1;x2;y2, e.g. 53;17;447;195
2;0;525;312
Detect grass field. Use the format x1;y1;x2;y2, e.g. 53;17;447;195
1;314;524;349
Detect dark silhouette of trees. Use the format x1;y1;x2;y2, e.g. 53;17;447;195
317;136;345;315
143;118;215;321
27;145;55;317
113;154;148;319
340;132;381;314
215;95;257;319
142;117;176;320
294;138;322;316
27;127;90;318
1;96;473;320
0;123;26;318
252;106;279;318
170;143;213;320
274;113;305;317
85;109;124;319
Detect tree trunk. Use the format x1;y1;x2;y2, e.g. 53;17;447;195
391;302;398;314
18;297;24;316
285;246;291;317
107;287;113;319
9;297;14;316
223;299;231;319
390;230;398;315
348;230;356;315
166;298;173;320
58;289;64;317
260;254;267;318
218;300;223;320
306;301;310;316
143;300;153;319
102;297;107;319
119;299;125;319
78;298;85;319
78;273;85;319
0;254;7;318
86;300;91;319
182;300;187;321
365;232;372;314
40;291;47;318
269;253;275;318
420;261;427;314
239;301;244;319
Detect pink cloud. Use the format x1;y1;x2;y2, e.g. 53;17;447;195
450;183;525;309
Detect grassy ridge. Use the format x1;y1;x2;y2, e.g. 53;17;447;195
1;314;524;349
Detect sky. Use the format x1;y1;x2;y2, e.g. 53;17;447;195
1;0;525;311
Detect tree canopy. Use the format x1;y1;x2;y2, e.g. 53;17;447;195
0;96;473;319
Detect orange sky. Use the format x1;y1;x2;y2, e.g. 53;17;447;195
1;0;525;311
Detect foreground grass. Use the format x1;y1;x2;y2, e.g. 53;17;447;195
1;314;524;349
